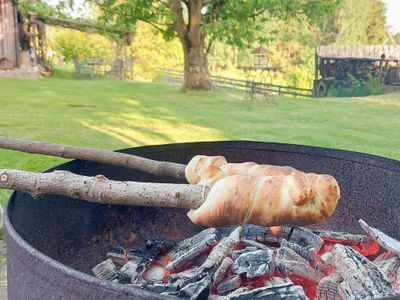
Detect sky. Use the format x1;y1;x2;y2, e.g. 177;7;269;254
383;0;400;33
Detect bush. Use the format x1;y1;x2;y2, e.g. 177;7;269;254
328;72;384;97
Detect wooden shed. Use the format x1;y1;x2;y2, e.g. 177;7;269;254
0;0;18;70
313;45;400;96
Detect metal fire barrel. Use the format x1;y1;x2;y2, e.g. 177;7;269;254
4;141;400;299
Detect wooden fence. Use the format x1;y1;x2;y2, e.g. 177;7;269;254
157;68;312;98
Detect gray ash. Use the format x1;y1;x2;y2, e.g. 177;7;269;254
92;222;400;299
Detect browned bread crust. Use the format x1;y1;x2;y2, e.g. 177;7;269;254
185;155;340;227
186;155;300;187
187;173;340;227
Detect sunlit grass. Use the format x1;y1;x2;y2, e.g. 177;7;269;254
0;68;399;205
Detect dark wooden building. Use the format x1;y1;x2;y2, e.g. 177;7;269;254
0;0;18;70
0;0;47;78
313;45;400;96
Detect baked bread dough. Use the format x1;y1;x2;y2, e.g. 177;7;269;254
187;172;340;227
186;155;301;187
185;155;340;227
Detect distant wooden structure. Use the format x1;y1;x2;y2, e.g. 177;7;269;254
0;2;132;79
0;0;18;70
313;45;400;96
0;0;48;78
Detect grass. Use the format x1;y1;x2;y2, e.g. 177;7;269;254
0;68;399;205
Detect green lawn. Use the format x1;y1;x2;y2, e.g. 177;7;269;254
0;69;400;204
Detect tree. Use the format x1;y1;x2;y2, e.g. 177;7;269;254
50;28;113;70
319;0;387;44
131;22;183;81
90;0;338;91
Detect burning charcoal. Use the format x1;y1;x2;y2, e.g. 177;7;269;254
179;271;210;288
313;229;371;246
331;244;397;299
242;224;280;243
168;268;201;283
169;228;217;261
128;238;175;265
114;260;139;283
265;276;293;287
316;252;335;276
178;274;211;300
212;257;234;287
191;253;208;267
209;287;251;300
166;233;218;272
201;226;243;270
216;275;242;295
120;260;138;277
91;258;118;281
127;238;175;279
232;246;258;260
281;226;324;253
315;228;380;256
142;283;179;294
359;219;400;256
142;264;166;284
275;259;321;283
374;252;400;289
281;239;317;265
233;248;274;278
315;274;343;300
106;247;127;267
217;284;308;300
210;278;293;300
240;238;269;250
277;245;312;266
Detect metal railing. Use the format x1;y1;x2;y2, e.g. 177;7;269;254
157;68;312;98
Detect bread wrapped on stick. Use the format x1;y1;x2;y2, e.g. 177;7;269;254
187;172;340;227
185;155;340;227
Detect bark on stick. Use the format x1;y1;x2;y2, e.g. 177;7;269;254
0;169;208;209
0;136;187;180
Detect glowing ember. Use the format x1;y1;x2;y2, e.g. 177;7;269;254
269;226;282;236
93;222;400;299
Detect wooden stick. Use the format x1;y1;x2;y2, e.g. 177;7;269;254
0;136;187;180
0;169;208;209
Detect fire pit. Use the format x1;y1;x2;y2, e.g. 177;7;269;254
4;141;400;299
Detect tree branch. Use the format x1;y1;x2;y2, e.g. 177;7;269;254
249;7;269;18
206;35;217;54
0;136;187;180
0;169;208;209
136;17;166;33
169;0;187;42
204;0;225;25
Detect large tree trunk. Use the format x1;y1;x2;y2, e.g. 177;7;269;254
182;38;211;90
170;0;211;91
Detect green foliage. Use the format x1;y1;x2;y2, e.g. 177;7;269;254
18;0;390;93
49;28;114;65
132;22;183;81
18;0;65;18
328;72;384;97
320;0;387;44
88;0;338;50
